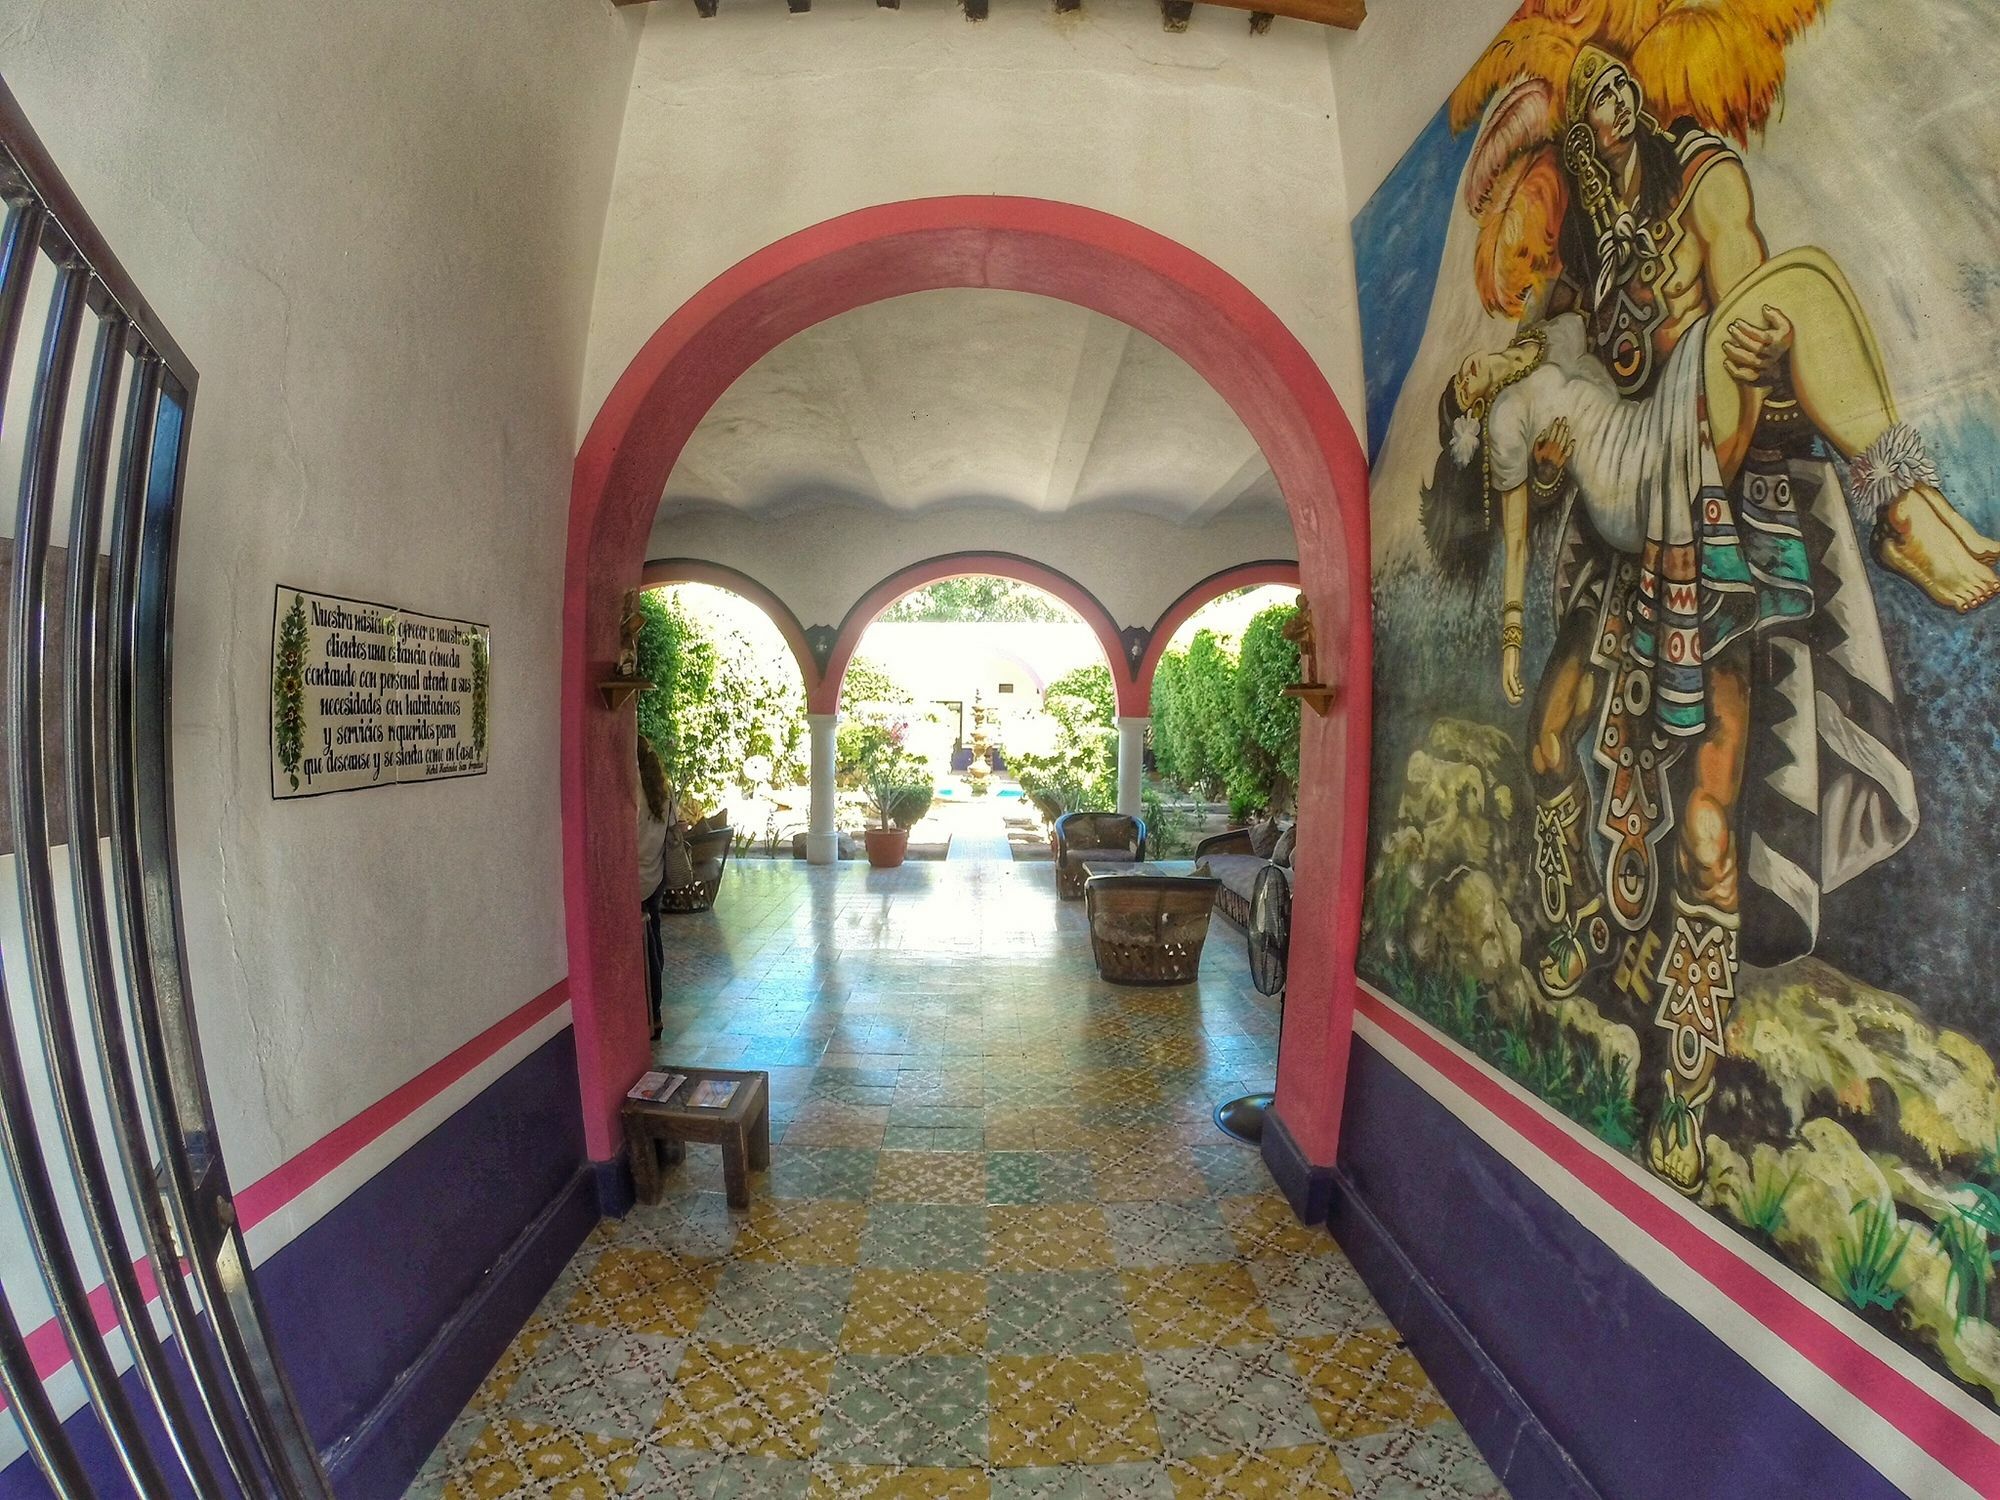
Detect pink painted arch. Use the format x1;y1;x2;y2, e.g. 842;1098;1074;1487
642;557;822;698
1136;559;1302;706
811;551;1135;717
565;196;1373;1174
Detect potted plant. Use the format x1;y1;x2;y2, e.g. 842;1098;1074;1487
843;715;930;868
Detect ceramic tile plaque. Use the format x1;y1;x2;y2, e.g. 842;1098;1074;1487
269;585;490;798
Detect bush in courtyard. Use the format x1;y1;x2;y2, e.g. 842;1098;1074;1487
635;589;807;811
1232;602;1301;811
1151;630;1242;803
1146;606;1301;816
840;714;933;828
1012;664;1117;820
886;782;935;830
839;655;914;711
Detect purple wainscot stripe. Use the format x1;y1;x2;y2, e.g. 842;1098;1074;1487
1336;1035;1908;1500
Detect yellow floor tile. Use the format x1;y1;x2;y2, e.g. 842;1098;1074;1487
809;1464;991;1497
1168;1444;1355;1497
467;1322;551;1410
1220;1194;1337;1262
1121;1263;1277;1349
988;1352;1161;1466
1287;1327;1450;1440
842;1268;989;1356
986;1204;1116;1272
738;1200;869;1265
1092;1153;1207;1203
653;1340;836;1458
874;1150;988;1204
566;1247;720;1339
442;1418;638;1500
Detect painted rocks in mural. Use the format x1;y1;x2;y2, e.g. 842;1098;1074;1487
1354;2;2000;1408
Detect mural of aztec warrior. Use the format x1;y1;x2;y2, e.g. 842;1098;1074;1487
1416;5;1990;1197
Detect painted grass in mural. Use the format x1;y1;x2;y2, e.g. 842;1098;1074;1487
1357;1;2000;1410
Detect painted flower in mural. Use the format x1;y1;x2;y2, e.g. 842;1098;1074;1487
1452;0;1829;316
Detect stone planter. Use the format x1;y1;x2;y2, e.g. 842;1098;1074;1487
863;828;910;868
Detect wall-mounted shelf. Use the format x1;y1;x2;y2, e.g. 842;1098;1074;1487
1281;682;1338;718
598;677;654;710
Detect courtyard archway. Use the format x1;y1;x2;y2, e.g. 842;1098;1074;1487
815;552;1132;715
1137;560;1302;705
567;197;1371;1205
642;557;821;700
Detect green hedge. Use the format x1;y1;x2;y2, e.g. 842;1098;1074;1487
1149;601;1299;815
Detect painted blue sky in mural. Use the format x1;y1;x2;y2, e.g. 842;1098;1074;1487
1353;103;1475;465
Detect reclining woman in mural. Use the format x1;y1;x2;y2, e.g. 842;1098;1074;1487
1417;44;1992;1195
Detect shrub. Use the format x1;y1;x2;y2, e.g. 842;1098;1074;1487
841;713;931;828
1012;664;1117;821
1147;604;1305;817
887;782;935;830
839;655;913;711
637;589;808;809
1234;603;1302;811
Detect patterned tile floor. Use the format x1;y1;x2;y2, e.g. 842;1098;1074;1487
409;859;1505;1499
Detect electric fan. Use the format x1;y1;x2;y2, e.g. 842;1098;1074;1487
1214;864;1291;1143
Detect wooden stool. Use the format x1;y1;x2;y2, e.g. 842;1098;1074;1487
621;1068;770;1210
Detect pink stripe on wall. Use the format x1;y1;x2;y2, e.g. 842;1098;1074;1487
233;978;570;1231
1357;987;2000;1496
6;978;570;1402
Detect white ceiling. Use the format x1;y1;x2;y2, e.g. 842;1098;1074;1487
660;289;1285;523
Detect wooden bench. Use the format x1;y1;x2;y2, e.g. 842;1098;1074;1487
621;1067;770;1210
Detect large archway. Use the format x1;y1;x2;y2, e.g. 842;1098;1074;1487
568;197;1371;1201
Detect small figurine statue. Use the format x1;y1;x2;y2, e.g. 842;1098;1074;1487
1282;592;1321;686
617;589;647;679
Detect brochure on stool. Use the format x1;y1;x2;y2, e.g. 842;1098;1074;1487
627;1071;686;1104
685;1078;739;1109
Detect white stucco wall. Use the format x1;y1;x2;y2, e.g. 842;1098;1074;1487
0;0;640;1191
582;0;1364;436
1325;0;1522;210
649;501;1298;637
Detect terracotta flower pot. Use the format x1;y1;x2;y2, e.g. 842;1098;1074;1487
864;828;909;868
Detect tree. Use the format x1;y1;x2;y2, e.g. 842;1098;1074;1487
1150;648;1198;790
1043;663;1114;726
635;590;807;811
1145;610;1300;815
1232;602;1302;812
1011;663;1116;819
839;655;914;711
878;577;1071;623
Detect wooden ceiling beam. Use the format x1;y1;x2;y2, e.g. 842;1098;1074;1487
1196;0;1362;27
631;0;1366;28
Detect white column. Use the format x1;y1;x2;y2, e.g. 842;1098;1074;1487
1115;716;1149;818
807;712;840;865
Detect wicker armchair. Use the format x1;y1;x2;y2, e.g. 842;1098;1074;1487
1084;872;1221;984
660;825;734;913
1053;811;1146;899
